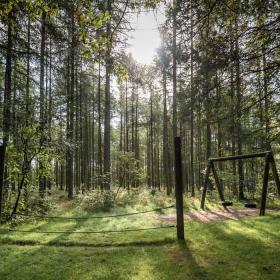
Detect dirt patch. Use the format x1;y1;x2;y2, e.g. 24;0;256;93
170;250;188;263
160;208;279;223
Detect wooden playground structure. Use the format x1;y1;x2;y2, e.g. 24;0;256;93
200;151;280;216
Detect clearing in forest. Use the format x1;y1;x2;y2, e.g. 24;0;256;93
160;208;280;223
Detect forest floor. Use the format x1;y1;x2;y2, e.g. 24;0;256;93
0;190;280;280
160;208;280;223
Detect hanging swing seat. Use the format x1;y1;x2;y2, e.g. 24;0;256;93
244;202;257;208
221;200;233;206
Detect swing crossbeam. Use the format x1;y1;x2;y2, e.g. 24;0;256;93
200;151;280;216
209;151;270;162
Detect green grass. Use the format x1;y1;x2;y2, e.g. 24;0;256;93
0;191;280;280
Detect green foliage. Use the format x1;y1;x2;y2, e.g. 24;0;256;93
24;194;53;215
91;11;111;28
78;187;173;213
144;0;161;9
113;61;129;81
115;151;144;186
10;195;52;226
0;1;14;17
78;190;115;212
6;119;56;187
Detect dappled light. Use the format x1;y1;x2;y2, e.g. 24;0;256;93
1;0;280;279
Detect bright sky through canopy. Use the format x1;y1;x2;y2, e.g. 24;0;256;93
128;10;165;65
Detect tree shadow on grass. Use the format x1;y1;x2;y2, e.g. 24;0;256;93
5;212;280;280
197;219;280;279
3;219;280;280
175;240;210;279
0;215;89;248
0;237;176;248
0;234;210;280
237;215;280;240
0;215;177;247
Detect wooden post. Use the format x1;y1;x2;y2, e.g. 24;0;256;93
260;153;270;216
271;155;280;195
174;137;185;240
211;161;225;202
0;145;5;223
200;161;211;209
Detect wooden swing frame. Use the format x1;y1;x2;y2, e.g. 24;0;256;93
200;151;280;216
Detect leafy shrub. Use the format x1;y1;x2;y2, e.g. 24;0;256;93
79;187;174;213
79;190;115;212
27;195;53;214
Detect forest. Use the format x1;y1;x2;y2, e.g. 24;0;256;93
0;0;280;280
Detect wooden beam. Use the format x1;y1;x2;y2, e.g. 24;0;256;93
211;161;225;202
174;137;185;240
271;155;280;195
209;151;269;162
260;153;270;216
200;161;211;210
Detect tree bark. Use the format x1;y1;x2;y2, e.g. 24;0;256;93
103;0;112;190
39;11;46;198
235;13;245;199
67;3;75;199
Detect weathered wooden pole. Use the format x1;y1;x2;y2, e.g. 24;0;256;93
211;161;225;202
200;160;211;209
174;137;185;240
271;155;280;195
0;145;5;224
260;152;271;216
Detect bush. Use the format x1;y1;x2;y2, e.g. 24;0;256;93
3;192;53;226
79;190;115;212
26;195;53;214
79;187;174;212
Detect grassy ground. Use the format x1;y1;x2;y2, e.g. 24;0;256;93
0;190;280;280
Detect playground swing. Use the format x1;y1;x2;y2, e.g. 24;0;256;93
200;151;280;216
244;201;257;208
243;177;257;208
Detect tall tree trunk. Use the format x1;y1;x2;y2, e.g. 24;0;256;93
235;14;244;199
97;58;102;188
47;37;53;191
119;89;124;188
125;79;129;189
172;0;178;195
103;0;112;190
262;46;270;150
230;36;238;195
84;76;89;190
74;63;80;191
39;11;46;198
67;4;75;199
163;69;170;194
146;127;151;188
197;96;202;188
26;17;31;122
91;75;95;188
0;18;13;221
190;0;195;196
135;93;140;188
172;0;177;138
150;87;154;188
